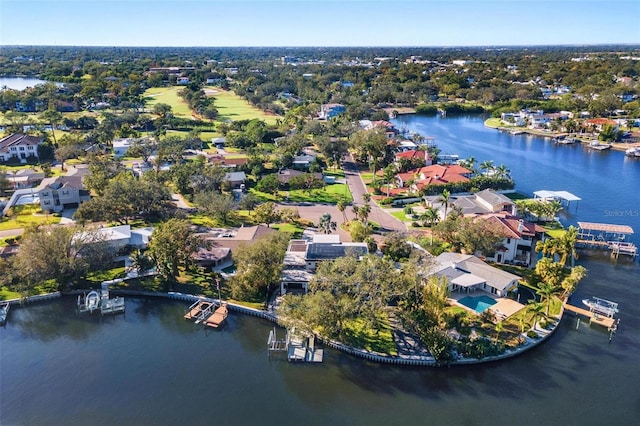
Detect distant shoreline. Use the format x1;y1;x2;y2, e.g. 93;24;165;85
485;120;640;153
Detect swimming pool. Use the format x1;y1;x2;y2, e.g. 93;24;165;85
458;295;497;313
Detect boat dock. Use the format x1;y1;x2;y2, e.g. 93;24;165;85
77;290;125;316
203;303;228;328
267;327;323;363
184;300;215;323
564;303;616;329
184;299;228;328
576;222;636;259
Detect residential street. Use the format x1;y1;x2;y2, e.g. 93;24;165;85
342;154;407;234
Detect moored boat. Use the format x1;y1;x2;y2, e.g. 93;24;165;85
582;296;618;317
0;301;10;325
625;146;640;157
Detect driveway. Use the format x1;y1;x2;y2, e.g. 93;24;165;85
342;154;407;234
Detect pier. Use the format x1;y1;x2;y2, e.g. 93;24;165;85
563;303;616;330
183;299;215;323
267;327;323;363
576;222;636;259
77;290;125;316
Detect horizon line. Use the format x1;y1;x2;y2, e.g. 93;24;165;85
2;43;640;49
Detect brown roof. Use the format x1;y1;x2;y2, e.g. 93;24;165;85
0;133;44;153
198;225;276;252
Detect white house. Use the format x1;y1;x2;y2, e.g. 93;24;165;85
0;134;43;163
431;252;521;297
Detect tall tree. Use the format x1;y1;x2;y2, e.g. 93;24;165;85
254;202;281;227
148;219;202;282
13;225;111;290
229;232;290;301
193;191;237;226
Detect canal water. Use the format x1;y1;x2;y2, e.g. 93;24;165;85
0;77;54;91
2;115;639;425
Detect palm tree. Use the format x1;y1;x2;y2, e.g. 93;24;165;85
436;189;452;219
536;282;560;316
558;226;579;267
420;206;441;245
317;213;337;234
358;204;371;225
527;301;546;331
337;198;348;223
479;160;494;175
494;164;510;179
362;192;371;204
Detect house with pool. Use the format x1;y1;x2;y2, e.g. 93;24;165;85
431;252;525;319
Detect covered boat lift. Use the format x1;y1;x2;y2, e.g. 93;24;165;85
533;190;581;211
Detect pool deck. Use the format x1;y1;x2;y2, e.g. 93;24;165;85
449;293;525;319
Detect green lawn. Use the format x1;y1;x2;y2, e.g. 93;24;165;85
390;211;412;222
143;87;193;118
0;204;60;231
251;183;352;204
206;89;280;124
0;286;21;301
271;222;304;237
341;316;397;355
484;118;503;128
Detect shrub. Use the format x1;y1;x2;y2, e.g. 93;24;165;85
379;197;394;205
527;330;539;339
403;206;413;214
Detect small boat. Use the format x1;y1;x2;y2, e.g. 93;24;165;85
582;297;618;317
0;301;10;325
588;141;612;150
625;146;640;158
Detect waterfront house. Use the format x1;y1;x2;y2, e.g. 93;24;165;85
280;234;368;294
478;213;546;267
37;169;90;213
431;252;521;297
0;134;43;164
196;225;275;270
395;164;472;193
394;149;433;167
423;189;517;218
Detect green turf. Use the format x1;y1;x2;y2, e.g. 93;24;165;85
205;89;280;124
143;87;193;118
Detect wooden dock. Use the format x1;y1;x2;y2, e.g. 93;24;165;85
184;300;214;323
564;303;616;329
203;303;228;328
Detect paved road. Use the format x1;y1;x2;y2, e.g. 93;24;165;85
342;154;407;234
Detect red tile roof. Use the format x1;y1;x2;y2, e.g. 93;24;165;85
395;150;431;161
399;164;471;188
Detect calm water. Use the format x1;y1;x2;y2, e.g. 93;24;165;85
394;114;640;245
0;77;54;91
2;115;639;425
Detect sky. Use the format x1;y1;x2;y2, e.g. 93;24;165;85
1;0;639;47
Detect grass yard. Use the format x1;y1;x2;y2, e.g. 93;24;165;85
390;211;412;222
205;88;280;125
0;204;60;231
341;316;398;355
143;87;193;118
251;183;352;204
271;222;304;237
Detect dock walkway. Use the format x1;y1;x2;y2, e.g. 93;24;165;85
184;300;214;323
563;303;616;329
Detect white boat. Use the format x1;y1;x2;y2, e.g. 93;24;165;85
625;146;640;157
588;141;612;150
0;301;9;325
582;297;618;317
